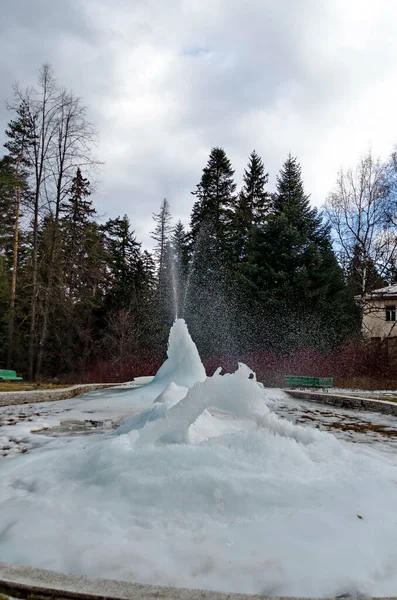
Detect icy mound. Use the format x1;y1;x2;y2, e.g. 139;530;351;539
153;381;188;404
117;382;188;434
137;363;320;446
152;319;206;389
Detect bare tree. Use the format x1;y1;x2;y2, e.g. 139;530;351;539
35;89;100;377
324;151;397;321
104;308;143;365
10;65;62;378
9;64;100;379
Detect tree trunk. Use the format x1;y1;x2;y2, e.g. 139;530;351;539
6;154;22;368
28;189;40;380
35;207;60;378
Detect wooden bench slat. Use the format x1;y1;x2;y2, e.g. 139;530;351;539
285;375;333;388
0;369;23;381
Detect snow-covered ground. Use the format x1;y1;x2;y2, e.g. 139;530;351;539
1;319;397;598
337;388;397;397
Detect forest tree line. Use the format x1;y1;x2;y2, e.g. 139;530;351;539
1;65;397;380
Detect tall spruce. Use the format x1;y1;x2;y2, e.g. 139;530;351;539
60;168;101;300
233;150;270;264
4;102;34;367
102;215;145;309
190;147;237;260
249;154;353;349
150;198;175;338
102;217;157;364
186;148;238;354
171;220;189;315
240;150;270;223
0;158;17;259
151;198;172;286
171;220;189;270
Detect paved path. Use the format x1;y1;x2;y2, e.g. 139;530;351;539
0;384;119;407
284;388;397;416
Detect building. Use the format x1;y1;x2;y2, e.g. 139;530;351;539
360;284;397;342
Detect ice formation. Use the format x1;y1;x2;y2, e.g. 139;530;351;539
122;320;319;447
151;318;206;389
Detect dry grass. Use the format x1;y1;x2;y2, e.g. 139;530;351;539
374;395;397;403
0;382;72;393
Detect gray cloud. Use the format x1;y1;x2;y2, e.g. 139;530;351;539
1;0;397;247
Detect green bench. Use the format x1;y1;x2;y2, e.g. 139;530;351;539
285;375;333;389
0;369;23;381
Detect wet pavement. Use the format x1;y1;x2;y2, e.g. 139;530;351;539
272;395;397;453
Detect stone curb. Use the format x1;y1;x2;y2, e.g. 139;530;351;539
284;389;397;416
0;384;120;407
0;562;387;600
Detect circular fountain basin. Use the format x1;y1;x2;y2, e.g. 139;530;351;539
1;320;397;598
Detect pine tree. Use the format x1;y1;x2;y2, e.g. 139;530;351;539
0;157;17;259
185;148;238;354
141;250;157;291
101;215;145;309
171;220;189;269
63;168;94;225
240;150;270;223
151;198;172;286
232;150;270;264
249;154;354;350
273;154;323;235
3;102;34;367
101;218;157;365
60;168;104;301
171;220;189;315
190;147;237;259
150;198;175;341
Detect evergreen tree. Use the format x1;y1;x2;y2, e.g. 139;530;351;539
101;217;158;364
59;169;104;308
0;157;17;258
141;250;157;291
60;168;97;294
0;255;10;364
240;150;270;223
186;148;238;354
190;147;237;260
171;220;189;315
232;150;270;264
151;198;172;285
3;102;34;367
4;101;34;165
102;215;145;309
150;198;175;339
171;220;189;270
249;154;355;349
63;169;94;226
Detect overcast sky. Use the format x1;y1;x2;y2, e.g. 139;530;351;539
1;0;397;247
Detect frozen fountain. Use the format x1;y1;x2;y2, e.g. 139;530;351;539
0;319;397;599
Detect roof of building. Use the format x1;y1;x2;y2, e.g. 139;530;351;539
363;284;397;298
